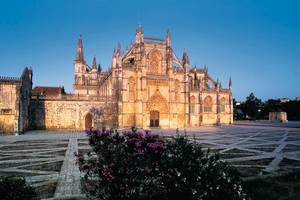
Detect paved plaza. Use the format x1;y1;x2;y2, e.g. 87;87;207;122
0;124;300;199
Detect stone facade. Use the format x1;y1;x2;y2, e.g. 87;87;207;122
1;27;233;132
30;96;117;130
0;68;32;134
70;27;233;129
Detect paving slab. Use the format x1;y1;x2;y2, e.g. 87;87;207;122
0;124;299;198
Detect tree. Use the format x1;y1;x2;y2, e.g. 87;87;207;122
233;98;245;120
260;99;282;119
281;100;300;120
240;93;262;120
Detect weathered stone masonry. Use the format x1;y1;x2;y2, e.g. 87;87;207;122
0;27;233;134
30;96;117;130
0;68;32;134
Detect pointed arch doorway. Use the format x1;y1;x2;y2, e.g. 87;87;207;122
150;111;159;127
85;113;93;129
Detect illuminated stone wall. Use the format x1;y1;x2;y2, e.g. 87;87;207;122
0;68;32;134
0;83;18;133
30;98;117;130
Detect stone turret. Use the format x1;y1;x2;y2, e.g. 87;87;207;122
182;52;189;72
116;43;122;68
74;35;87;86
136;25;144;44
74;35;85;64
97;64;102;73
92;56;97;70
182;52;190;126
166;29;171;47
135;25;145;68
91;56;97;80
166;30;172;71
112;48;117;69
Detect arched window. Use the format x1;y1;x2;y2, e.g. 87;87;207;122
148;50;162;74
128;77;136;102
204;96;213;112
190;95;196;114
220;97;226;112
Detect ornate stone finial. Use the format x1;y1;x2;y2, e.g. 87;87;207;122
75;34;85;63
117;42;122;56
136;24;143;33
204;65;208;74
130;40;134;48
216;78;219;89
97;64;102;72
136;25;144;44
182;52;189;65
92;56;97;69
166;29;171;47
229;77;232;89
112;48;116;58
112;48;117;68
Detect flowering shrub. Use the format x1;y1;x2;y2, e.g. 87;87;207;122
78;128;248;200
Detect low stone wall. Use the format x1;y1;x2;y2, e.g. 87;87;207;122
30;99;118;130
269;112;287;123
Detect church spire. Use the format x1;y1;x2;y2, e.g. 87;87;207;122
229;77;232;90
75;34;85;64
92;56;97;70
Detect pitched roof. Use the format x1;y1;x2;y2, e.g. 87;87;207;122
32;86;62;96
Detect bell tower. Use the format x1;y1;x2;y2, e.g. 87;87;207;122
74;35;86;86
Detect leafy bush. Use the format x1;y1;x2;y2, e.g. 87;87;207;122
77;128;248;200
0;176;37;200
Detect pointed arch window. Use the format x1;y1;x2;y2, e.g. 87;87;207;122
190;95;196;114
204;96;213;112
220;97;226;112
148;50;162;74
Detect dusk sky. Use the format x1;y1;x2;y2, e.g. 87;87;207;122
0;0;299;101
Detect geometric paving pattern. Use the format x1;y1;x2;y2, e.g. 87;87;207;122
0;132;89;199
154;125;300;177
0;125;300;198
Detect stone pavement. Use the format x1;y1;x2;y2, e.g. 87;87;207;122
151;125;300;176
0;125;300;198
54;138;83;198
234;120;300;128
0;131;89;199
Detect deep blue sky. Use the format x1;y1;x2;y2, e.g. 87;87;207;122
0;0;299;101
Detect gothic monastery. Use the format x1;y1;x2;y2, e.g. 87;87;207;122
0;27;233;134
